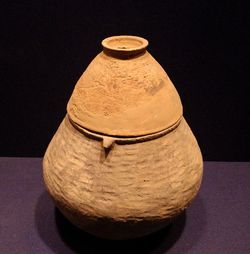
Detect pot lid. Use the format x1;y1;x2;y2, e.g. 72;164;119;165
67;35;183;136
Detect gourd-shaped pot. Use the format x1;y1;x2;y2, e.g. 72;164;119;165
43;35;203;239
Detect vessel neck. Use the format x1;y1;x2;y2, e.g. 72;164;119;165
102;35;148;59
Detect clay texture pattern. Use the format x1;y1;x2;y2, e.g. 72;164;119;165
43;116;202;238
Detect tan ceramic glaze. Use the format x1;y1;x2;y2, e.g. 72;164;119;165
43;35;203;239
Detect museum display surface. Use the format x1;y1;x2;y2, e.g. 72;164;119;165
1;158;249;253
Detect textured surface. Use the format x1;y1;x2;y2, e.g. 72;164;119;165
1;158;250;253
67;36;182;136
43;116;202;238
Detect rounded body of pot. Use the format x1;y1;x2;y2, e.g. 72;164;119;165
43;115;203;239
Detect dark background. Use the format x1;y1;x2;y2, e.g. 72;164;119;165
0;0;249;160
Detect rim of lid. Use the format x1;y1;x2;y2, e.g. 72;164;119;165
102;35;148;56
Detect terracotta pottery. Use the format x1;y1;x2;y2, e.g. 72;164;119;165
43;35;203;239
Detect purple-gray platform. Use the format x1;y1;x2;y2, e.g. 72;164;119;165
0;158;249;254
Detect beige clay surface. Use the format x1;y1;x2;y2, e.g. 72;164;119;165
67;36;182;136
43;36;203;239
43;116;202;239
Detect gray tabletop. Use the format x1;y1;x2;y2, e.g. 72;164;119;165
0;158;250;254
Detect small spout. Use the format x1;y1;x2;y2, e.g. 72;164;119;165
102;137;115;159
102;137;115;149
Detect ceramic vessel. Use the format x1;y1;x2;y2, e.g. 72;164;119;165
43;35;203;239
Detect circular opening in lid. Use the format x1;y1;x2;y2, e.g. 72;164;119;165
102;35;148;51
102;36;148;58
